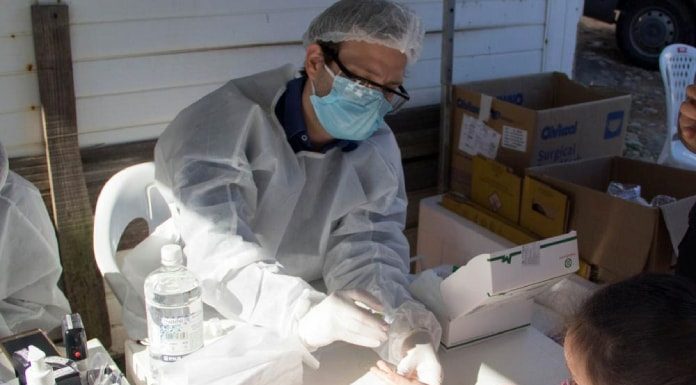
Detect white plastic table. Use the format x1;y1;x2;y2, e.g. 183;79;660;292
128;326;568;385
304;326;569;385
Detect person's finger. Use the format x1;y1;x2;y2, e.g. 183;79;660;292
340;311;388;340
377;360;395;373
397;350;418;377
343;289;385;312
339;299;389;332
370;366;397;384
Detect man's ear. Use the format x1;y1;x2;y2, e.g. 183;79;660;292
305;43;325;81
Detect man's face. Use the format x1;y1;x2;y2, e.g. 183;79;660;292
315;40;408;98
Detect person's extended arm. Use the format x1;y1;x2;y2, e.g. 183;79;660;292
321;135;442;371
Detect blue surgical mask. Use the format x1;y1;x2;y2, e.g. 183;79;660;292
309;66;393;141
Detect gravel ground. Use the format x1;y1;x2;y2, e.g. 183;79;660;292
573;17;666;162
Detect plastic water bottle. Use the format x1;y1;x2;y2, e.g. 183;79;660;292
144;244;203;383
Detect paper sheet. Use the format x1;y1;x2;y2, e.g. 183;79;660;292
459;116;501;159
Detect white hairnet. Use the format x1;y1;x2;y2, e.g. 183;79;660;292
303;0;425;64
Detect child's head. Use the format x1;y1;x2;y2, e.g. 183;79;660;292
564;274;696;385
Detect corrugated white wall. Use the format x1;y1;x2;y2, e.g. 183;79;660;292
0;0;582;157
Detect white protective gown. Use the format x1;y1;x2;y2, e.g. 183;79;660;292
154;64;441;363
0;142;71;337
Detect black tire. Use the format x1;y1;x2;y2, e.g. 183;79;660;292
616;0;695;69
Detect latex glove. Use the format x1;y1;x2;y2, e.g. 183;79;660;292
371;360;427;385
298;289;389;349
679;84;696;153
396;332;442;385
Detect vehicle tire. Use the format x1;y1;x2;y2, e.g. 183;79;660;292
616;0;695;69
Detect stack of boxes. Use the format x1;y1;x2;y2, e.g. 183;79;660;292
415;71;696;347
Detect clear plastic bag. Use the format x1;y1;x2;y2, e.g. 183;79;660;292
607;181;677;207
85;351;123;385
607;182;644;203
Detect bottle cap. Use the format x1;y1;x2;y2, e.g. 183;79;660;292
161;244;183;267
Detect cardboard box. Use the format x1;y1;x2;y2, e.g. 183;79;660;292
520;176;570;238
471;156;521;222
417;195;515;271
442;194;539;245
438;232;579;348
528;157;696;282
450;72;631;196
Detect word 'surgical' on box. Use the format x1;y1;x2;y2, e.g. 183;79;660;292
450;72;631;196
437;232;579;348
528;157;696;282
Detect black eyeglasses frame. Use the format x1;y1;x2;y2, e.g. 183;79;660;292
319;43;411;102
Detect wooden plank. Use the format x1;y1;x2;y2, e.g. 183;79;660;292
561;0;584;75
420;25;545;60
5;49;543;159
31;4;111;347
72;25;543;99
409;50;545;89
75;83;215;135
61;0;543;29
73;44;305;98
72;50;541;140
542;0;582;75
64;0;546;61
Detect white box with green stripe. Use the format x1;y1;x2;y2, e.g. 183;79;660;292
438;231;578;348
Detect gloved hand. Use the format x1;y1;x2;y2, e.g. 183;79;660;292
298;289;389;349
396;332;442;385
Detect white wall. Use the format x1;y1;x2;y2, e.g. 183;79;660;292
0;0;583;158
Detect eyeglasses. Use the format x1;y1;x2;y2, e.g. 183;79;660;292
319;43;410;112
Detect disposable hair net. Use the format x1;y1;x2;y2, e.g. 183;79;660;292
303;0;425;64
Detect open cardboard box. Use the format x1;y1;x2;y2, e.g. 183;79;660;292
528;157;696;282
436;231;579;348
451;72;631;196
416;195;515;271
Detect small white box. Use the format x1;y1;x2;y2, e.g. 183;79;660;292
438;231;579;348
416;195;514;270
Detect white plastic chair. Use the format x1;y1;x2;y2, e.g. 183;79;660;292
657;44;696;169
93;162;176;340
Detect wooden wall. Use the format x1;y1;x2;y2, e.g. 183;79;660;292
1;0;583;158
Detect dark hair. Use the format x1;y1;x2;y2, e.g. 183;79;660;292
567;274;696;385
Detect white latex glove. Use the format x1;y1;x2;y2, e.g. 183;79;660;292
298;289;389;349
396;333;442;385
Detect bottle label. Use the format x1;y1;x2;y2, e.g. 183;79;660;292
149;301;204;361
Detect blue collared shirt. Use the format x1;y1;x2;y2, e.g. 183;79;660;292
275;76;358;153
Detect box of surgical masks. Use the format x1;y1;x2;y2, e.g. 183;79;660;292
450;72;631;197
411;231;579;349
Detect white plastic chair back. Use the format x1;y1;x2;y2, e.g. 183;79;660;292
93;162;171;310
658;44;696;169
